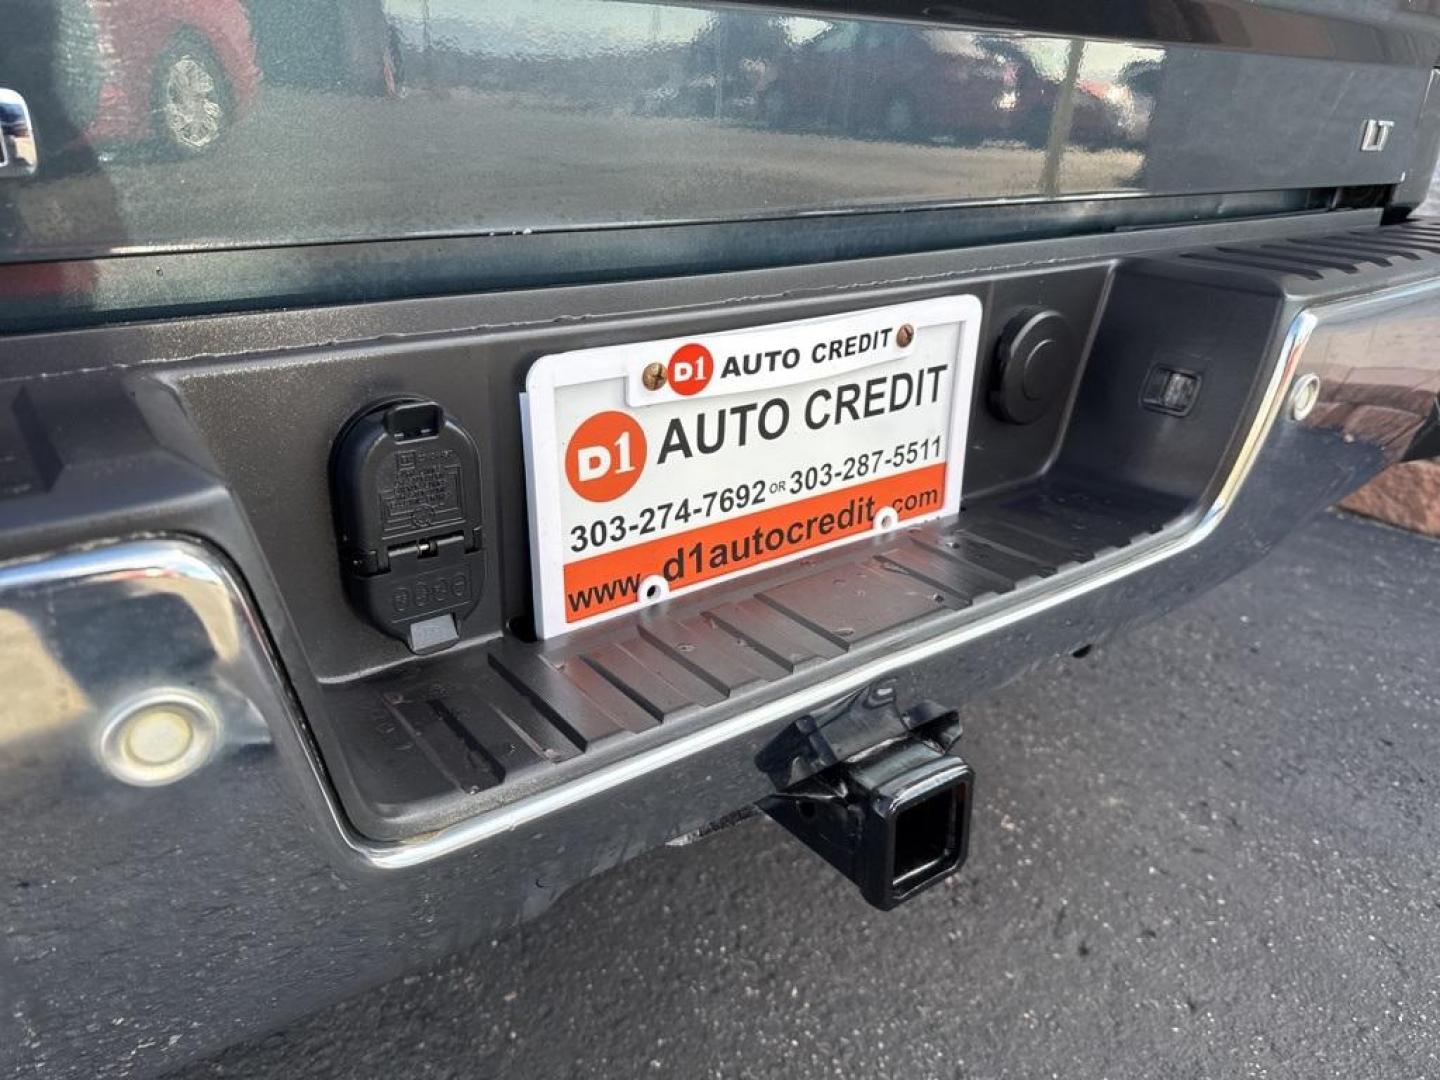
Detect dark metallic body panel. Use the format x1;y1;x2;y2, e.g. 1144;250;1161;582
2;2;1440;1075
760;0;1440;62
0;0;1433;263
0;189;1331;334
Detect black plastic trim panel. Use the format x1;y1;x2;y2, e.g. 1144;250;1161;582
329;475;1182;834
314;216;1440;839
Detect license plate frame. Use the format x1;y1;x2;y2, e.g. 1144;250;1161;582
521;295;982;638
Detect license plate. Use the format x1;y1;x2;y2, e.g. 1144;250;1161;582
521;295;982;638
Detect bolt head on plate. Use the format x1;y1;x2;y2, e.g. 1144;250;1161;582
642;362;667;391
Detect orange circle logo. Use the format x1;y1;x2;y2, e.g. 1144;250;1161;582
565;411;647;502
667;343;714;397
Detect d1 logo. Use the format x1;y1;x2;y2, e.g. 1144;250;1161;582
565;410;647;502
667;343;714;397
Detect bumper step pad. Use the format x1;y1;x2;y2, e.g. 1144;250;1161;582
328;474;1181;836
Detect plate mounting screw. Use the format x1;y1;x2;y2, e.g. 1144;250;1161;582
1290;372;1321;421
642;362;667;391
896;324;915;347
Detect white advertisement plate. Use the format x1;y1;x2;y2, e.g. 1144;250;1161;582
521;295;982;638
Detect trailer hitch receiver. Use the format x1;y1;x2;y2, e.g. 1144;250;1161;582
761;691;973;910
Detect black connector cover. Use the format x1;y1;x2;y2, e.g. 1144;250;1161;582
330;398;484;654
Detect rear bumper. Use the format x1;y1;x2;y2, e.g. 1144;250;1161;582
2;219;1439;1075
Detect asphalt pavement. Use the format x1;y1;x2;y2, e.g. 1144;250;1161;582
177;510;1440;1080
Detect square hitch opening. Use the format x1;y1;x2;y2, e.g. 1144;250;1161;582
762;705;974;911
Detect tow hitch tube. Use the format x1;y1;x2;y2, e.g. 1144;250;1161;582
761;688;974;910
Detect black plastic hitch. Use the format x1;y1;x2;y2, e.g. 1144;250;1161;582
760;686;974;911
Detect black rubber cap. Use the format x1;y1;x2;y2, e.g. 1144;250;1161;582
989;309;1079;425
